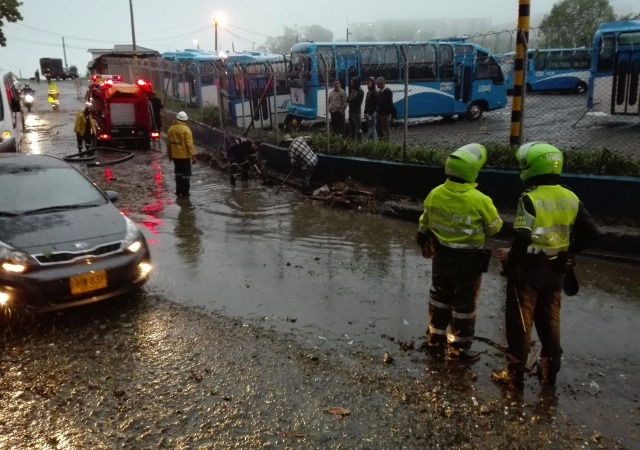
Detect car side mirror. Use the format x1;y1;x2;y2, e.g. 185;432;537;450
105;190;119;202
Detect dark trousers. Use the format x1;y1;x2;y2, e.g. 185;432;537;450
296;163;316;191
505;260;564;379
229;161;249;186
76;133;93;151
349;113;362;140
173;158;192;197
427;249;483;352
376;114;390;141
330;111;345;135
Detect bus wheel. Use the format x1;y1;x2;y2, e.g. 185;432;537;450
466;102;484;121
575;82;587;94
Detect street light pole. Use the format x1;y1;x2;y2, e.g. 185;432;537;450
129;0;138;60
213;16;219;52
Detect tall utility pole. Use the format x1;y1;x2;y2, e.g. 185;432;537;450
510;0;530;146
213;15;219;52
129;0;138;60
62;37;68;69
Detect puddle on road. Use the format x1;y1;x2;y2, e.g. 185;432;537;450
137;160;640;447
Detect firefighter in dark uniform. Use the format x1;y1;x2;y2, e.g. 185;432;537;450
417;143;503;362
492;142;598;390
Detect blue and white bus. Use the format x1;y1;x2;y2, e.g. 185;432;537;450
498;48;591;94
286;41;507;124
588;21;640;116
161;49;289;129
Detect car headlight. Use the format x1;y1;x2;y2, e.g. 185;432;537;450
0;240;35;273
123;216;143;252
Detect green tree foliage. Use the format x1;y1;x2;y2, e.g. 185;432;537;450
0;0;23;47
68;65;78;76
539;0;615;48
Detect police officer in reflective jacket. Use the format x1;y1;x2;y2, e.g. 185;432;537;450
417;143;503;363
492;142;598;390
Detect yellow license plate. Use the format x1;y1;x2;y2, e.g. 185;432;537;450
70;270;107;295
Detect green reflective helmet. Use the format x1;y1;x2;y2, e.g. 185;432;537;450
516;142;563;181
445;143;488;183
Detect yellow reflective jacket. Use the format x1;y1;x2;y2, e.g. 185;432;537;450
166;121;195;159
514;185;580;255
419;179;502;249
47;83;59;96
74;111;96;136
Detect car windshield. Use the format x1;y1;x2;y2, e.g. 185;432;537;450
0;165;107;215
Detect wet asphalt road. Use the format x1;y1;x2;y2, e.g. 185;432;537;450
2;80;639;448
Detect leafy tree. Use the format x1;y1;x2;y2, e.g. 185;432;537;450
0;0;23;47
68;65;78;76
262;26;300;55
302;25;333;42
539;0;615;48
261;24;333;54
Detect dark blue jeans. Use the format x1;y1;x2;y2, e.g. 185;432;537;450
297;163;316;190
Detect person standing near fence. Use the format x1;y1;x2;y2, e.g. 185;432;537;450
328;80;347;136
417;143;502;363
167;111;197;198
364;77;378;141
491;142;598;391
375;77;394;142
149;92;164;132
347;77;364;141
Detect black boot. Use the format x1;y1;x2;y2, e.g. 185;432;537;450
448;348;481;363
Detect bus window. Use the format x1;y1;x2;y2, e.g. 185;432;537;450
438;45;454;80
571;50;591;69
476;53;504;84
317;46;335;84
547;51;572;70
335;46;358;88
533;50;546;71
379;45;399;81
289;53;312;82
455;45;474;55
598;34;615;73
405;44;436;81
618;32;640;46
360;46;377;80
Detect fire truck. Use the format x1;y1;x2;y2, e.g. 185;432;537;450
87;76;159;150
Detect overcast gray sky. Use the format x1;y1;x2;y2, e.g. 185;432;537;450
0;0;635;78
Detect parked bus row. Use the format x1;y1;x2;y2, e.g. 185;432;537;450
155;21;639;133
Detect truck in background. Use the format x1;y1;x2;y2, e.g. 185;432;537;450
39;58;77;81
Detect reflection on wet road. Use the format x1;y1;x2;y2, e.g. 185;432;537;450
140;154;640;447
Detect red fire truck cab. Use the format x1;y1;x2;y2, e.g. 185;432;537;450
87;77;157;150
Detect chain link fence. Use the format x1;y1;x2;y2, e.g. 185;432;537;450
105;28;639;162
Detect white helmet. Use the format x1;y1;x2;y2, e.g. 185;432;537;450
176;111;188;121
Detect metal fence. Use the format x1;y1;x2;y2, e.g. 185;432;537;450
105;29;639;159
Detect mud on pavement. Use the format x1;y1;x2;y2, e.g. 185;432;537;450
0;144;629;449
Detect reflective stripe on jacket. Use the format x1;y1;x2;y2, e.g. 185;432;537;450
167;121;195;159
419;179;502;249
514;185;580;255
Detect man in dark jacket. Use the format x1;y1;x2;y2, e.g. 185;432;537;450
375;77;395;142
226;138;261;186
364;77;378;141
347;77;364;141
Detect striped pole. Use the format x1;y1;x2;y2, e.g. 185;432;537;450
510;0;531;146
